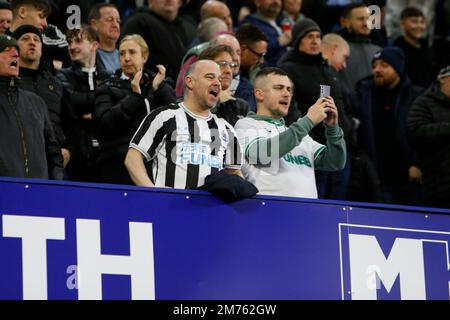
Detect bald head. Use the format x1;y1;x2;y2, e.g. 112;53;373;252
184;59;221;90
200;0;233;31
321;33;350;72
184;59;222;111
197;17;228;42
322;33;349;52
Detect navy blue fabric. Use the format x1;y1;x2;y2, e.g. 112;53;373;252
239;13;285;67
349;75;424;168
198;170;258;202
235;76;256;112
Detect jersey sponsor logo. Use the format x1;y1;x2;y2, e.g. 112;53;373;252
283;153;312;167
179;142;223;169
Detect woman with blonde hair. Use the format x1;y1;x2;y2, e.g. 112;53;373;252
95;34;176;184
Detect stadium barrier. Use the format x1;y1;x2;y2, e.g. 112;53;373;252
0;177;449;300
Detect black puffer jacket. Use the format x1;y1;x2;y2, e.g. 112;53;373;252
94;70;176;181
57;63;111;152
18;66;65;147
57;63;111;181
278;50;354;146
408;83;450;205
0;77;64;180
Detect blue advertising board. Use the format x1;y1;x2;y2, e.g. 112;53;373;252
0;177;449;300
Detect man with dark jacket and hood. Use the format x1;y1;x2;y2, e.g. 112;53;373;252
0;34;64;180
408;62;450;209
278;17;354;200
349;46;424;206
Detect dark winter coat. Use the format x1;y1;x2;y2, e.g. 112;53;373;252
122;6;197;82
278;49;354;145
349;75;424;169
18;66;65;147
235;75;256;112
393;36;438;88
0;77;64;180
56;62;111;181
338;29;381;91
94;70;176;181
408;83;450;204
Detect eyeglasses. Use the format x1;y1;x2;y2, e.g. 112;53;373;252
246;45;266;59
216;61;238;69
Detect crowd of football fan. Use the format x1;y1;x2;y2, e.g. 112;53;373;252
0;0;449;209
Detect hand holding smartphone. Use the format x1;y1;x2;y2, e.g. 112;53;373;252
320;85;331;98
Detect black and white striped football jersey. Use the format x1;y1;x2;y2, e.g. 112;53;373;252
130;102;243;189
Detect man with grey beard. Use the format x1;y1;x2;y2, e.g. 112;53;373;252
239;0;291;66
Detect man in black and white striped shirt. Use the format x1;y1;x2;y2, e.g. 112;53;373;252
125;60;244;189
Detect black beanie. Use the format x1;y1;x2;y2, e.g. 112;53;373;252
0;34;19;53
0;1;10;10
12;25;43;43
372;46;405;75
291;18;321;48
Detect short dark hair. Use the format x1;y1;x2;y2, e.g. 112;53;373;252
255;67;289;81
88;3;119;22
341;3;367;19
235;23;268;46
254;67;293;91
66;25;99;44
400;7;425;20
198;44;234;61
10;0;51;17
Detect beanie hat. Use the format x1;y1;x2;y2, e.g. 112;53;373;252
11;25;43;43
0;1;10;10
291;18;321;48
372;46;405;75
437;56;450;79
0;34;19;53
438;66;450;79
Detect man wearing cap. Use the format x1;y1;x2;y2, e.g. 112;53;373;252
12;25;66;163
408;62;450;208
0;34;64;179
278;17;354;200
349;46;424;206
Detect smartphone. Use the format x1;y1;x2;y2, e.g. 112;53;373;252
320;85;331;98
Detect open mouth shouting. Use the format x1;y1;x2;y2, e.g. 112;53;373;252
279;99;289;107
10;60;18;69
6;58;19;76
209;86;220;99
